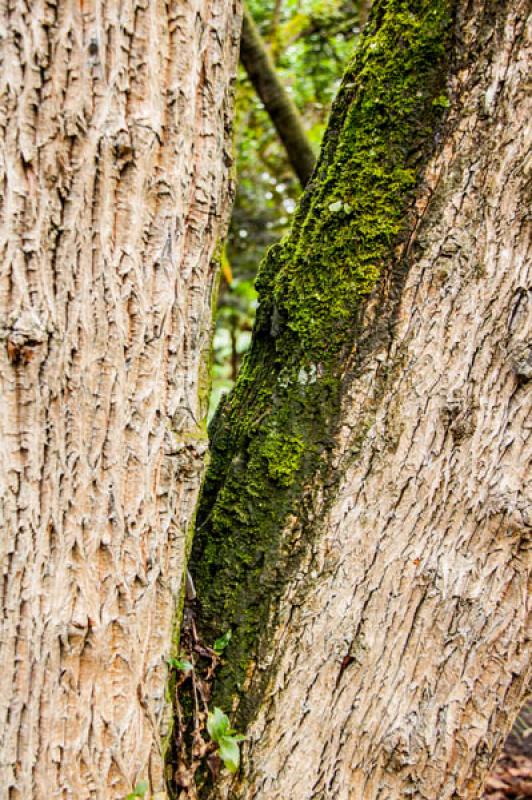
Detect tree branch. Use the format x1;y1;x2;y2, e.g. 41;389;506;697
240;4;316;187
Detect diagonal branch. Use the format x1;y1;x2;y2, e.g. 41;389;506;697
240;3;316;187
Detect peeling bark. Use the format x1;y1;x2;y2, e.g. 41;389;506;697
190;0;531;798
0;1;240;797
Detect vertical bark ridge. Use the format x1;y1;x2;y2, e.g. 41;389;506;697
0;1;240;797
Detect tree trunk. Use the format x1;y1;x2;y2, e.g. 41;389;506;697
0;1;240;797
240;4;316;187
189;0;531;797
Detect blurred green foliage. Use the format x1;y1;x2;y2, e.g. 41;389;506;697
210;0;366;416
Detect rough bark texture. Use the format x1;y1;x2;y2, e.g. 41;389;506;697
240;4;316;187
0;1;240;797
190;0;531;798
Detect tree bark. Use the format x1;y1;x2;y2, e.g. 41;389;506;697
189;0;531;797
0;1;240;797
240;4;316;187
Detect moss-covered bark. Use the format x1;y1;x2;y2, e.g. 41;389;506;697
190;0;456;728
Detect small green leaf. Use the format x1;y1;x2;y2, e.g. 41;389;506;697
328;200;343;213
169;657;193;672
207;707;230;742
219;735;240;773
125;780;149;799
213;629;232;655
343;202;352;214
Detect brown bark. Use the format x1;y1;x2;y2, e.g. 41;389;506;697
359;0;372;27
240;4;316;187
0;1;240;797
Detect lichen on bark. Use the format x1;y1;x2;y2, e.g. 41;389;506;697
189;0;456;727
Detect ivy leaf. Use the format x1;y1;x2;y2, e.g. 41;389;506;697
219;735;241;773
207;707;230;742
213;629;232;655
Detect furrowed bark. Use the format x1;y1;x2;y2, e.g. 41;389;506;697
0;1;240;797
240;4;316;187
190;0;531;797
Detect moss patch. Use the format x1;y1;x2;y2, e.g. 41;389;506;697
261;430;304;485
188;0;455;730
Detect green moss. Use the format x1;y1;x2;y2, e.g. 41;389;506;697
256;1;455;362
261;430;304;485
189;0;455;730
